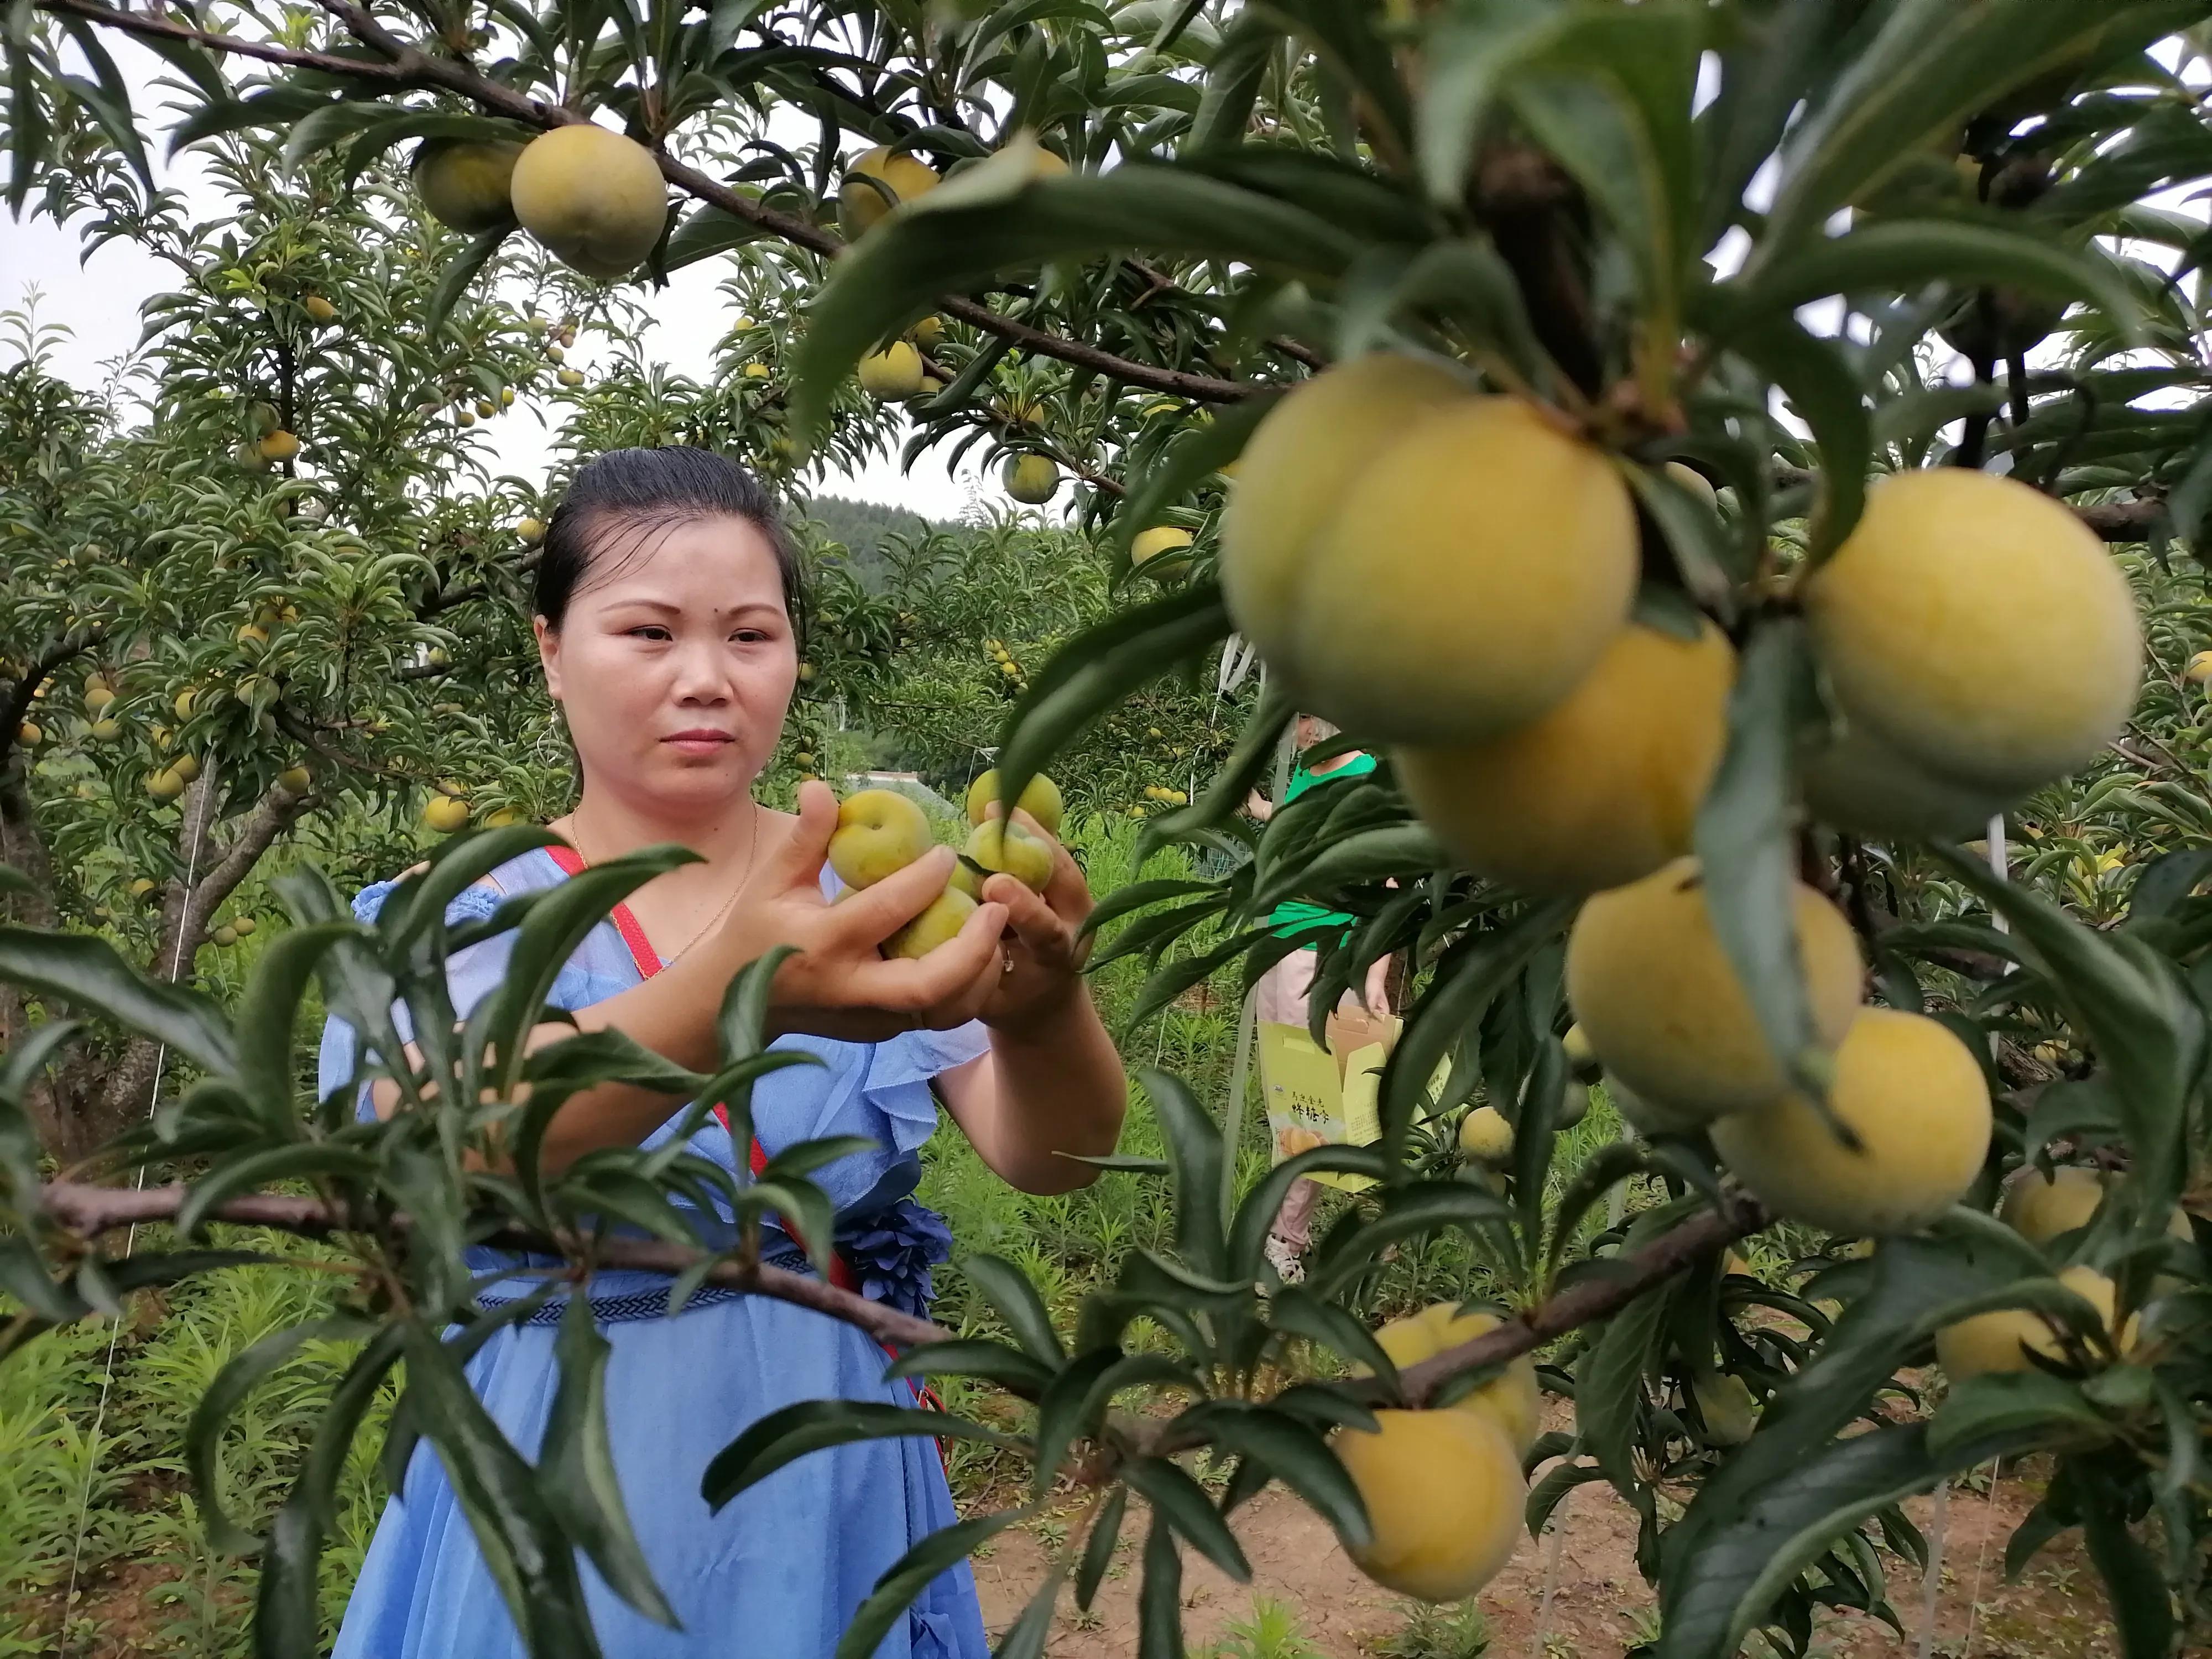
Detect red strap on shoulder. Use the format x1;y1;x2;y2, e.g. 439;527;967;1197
544;845;665;977
545;840;854;1289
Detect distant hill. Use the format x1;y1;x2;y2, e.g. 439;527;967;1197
799;494;943;583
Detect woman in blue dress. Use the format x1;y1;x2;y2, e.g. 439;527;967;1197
317;447;1129;1658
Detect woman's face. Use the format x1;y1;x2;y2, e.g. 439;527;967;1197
534;513;797;817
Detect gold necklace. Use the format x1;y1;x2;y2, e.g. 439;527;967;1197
566;800;761;964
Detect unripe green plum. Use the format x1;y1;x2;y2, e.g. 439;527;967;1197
884;886;977;959
829;789;932;890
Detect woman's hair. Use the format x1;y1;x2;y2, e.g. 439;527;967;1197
533;447;807;648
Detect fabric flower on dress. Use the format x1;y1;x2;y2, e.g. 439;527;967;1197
838;1197;953;1320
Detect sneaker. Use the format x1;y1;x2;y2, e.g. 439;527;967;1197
1264;1235;1306;1285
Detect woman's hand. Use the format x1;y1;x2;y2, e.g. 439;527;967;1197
719;782;1010;1042
970;804;1095;1036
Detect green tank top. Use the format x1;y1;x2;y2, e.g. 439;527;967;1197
1268;752;1379;940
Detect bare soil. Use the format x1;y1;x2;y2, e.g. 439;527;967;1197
975;1406;2117;1659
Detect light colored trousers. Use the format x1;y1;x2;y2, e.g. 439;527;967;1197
1258;947;1391;1249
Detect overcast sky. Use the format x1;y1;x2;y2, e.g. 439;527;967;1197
0;34;994;520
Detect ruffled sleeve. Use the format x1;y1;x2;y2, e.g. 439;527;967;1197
314;878;519;1124
860;1021;992;1160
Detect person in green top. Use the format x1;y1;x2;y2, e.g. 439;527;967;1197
1244;714;1394;1281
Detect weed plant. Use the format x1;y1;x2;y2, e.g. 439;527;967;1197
0;1232;391;1656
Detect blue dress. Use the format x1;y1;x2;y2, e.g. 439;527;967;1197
317;847;994;1658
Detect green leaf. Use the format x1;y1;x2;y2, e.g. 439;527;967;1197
662;201;770;272
1692;0;1863;252
0;926;238;1076
995;1568;1064;1659
791;168;1358;440
1136;1512;1186;1658
1136;1067;1227;1276
1724;320;1869;564
1414;0;1567;202
1544;1139;1650;1281
1228;1143;1395;1282
1927;842;2200;1215
834;1510;1032;1659
958;1252;1067;1366
0;1235;83;1326
992;585;1231;843
477;846;695;1097
1335;241;1548;386
1185;6;1277;154
164;87;337;158
1030;1347;1125;1496
232;921;356;1128
1928;1371;2112;1459
2076;1458;2176;1659
384;826;559;956
1185;1402;1370;1551
426;224;514;340
1722;220;2144;347
702;1399;1021;1510
1074;1485;1128;1610
1108;391;1280;569
1656;1236;2032;1655
337;108;534;195
53;18;150;191
188;1315;375;1557
1692;617;1833;1106
2122;847;2212;926
1508;44;1699;338
1665;1420;2041;1659
1578;1277;1672;1511
399;1321;601;1659
1121;1455;1250;1580
1305;1182;1516;1299
542;1295;677;1626
1755;0;2201;251
255;1324;408;1658
1081;877;1225;941
1378;899;1575;1161
1264;1285;1400;1389
1249;824;1445;910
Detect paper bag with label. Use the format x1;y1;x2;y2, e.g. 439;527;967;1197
1323;1005;1399;1084
1258;1019;1434;1193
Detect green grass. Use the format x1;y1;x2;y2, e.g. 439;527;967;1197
1197;1594;1331;1659
1366;1598;1492;1659
0;1233;392;1657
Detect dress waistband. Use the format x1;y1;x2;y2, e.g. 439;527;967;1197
477;1243;816;1327
473;1187;954;1328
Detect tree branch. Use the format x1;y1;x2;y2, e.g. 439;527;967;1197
35;0;420;81
1392;1191;1768;1407
1774;467;2159;543
51;0;1255;406
30;1176;1771;1413
273;701;431;784
180;781;312;945
34;1178;951;1353
0;625;103;775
